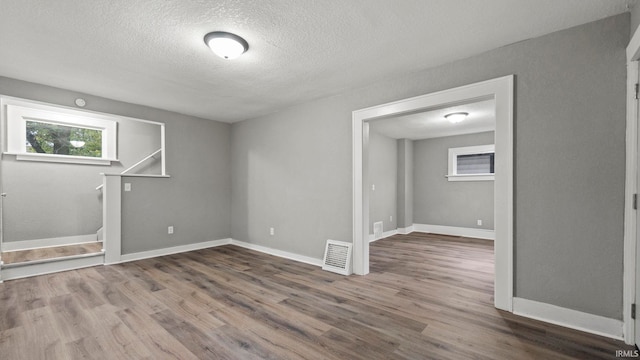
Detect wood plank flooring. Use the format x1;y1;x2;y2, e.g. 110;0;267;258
0;232;633;359
2;242;103;265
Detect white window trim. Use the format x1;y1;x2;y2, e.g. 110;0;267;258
447;144;495;182
2;97;118;165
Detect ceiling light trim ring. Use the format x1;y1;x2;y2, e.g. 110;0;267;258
444;112;469;123
204;31;249;60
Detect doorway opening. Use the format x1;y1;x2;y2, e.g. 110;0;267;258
352;76;514;311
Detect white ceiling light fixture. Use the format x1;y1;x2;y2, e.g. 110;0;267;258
445;112;468;124
204;31;249;60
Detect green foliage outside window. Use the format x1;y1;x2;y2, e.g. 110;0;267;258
25;121;102;158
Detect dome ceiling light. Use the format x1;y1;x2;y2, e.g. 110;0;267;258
444;112;469;124
204;31;249;60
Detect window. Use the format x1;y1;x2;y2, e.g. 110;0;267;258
456;153;494;174
26;121;103;157
447;144;495;181
3;98;117;165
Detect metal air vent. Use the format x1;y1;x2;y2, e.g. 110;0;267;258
322;240;352;276
373;221;383;240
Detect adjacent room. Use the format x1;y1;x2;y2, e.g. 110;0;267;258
0;1;639;358
367;99;496;242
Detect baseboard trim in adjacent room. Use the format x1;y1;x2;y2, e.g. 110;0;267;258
369;229;398;243
118;238;232;263
397;226;414;235
2;234;99;252
512;297;623;340
230;239;323;267
413;224;495;240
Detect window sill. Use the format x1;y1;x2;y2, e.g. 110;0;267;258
446;174;495;182
6;152;117;166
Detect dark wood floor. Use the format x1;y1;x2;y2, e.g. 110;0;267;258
2;242;104;265
0;233;633;359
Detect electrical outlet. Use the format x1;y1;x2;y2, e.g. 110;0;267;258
372;184;375;191
269;227;275;236
168;226;174;234
390;215;393;222
477;220;482;226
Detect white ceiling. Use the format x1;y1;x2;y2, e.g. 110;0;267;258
370;99;495;140
0;0;634;123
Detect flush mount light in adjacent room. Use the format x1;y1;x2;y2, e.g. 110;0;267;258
204;31;249;60
445;112;469;124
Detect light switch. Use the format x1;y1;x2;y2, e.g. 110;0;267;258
124;183;131;192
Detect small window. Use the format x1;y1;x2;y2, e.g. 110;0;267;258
3;98;117;165
456;153;494;175
26;121;103;157
447;144;495;181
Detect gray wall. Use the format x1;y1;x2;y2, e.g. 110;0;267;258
368;129;397;234
413;132;494;230
397;139;413;228
632;3;640;37
231;101;352;258
0;77;231;250
231;14;628;319
121;108;231;254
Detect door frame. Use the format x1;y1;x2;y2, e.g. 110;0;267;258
623;26;640;345
352;75;514;311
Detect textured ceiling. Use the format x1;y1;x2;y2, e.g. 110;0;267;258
370;99;495;140
0;0;635;123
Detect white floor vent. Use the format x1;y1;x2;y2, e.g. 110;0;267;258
322;240;352;275
373;221;383;239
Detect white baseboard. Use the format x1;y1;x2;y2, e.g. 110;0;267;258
512;297;623;340
116;238;324;268
0;237;323;280
2;234;99;252
118;238;232;263
230;239;323;267
413;224;495;240
397;226;414;235
369;229;399;243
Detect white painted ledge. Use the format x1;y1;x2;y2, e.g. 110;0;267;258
1;253;104;281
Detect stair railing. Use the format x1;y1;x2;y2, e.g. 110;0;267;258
96;148;162;190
